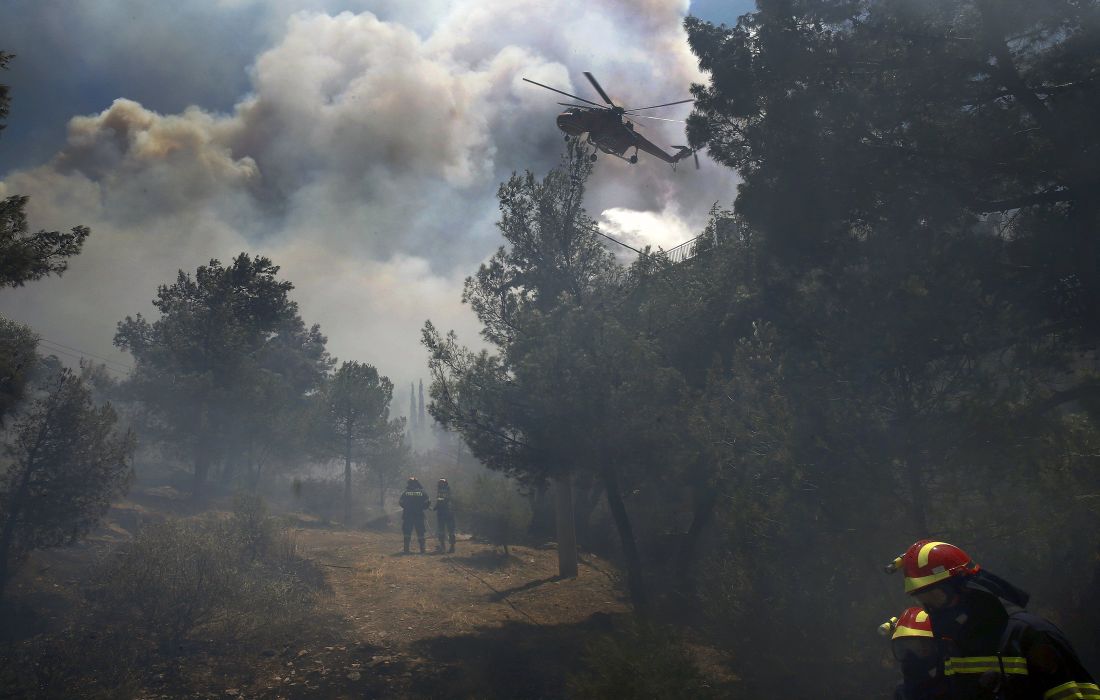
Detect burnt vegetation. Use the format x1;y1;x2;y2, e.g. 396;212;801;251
2;0;1100;697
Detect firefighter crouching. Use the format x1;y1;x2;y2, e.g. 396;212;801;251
881;606;948;699
886;540;1098;699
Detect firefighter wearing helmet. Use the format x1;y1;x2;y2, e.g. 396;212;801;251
398;477;430;554
433;478;456;553
880;606;948;700
886;540;1098;699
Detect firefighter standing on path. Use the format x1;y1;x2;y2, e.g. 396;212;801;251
885;540;1098;699
399;477;430;554
434;478;456;553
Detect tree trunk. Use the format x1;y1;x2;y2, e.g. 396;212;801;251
574;479;604;548
676;482;720;578
344;430;353;526
554;473;578;578
600;464;648;612
378;470;385;510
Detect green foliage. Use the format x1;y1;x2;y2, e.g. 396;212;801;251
358;425;411;509
114;253;331;496
1;504;323;697
685;0;1100;344
93;508;320;651
0;368;134;599
670;4;1100;693
230;490;275;561
567;620;718;700
457;474;531;554
0;315;38;425
316;361;396;462
425;143;699;608
0;195;89;289
0;52;89;289
0;50;11;131
315;360;401;523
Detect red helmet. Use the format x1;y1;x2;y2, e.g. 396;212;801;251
889;606;934;640
880;607;937;661
884;540;980;594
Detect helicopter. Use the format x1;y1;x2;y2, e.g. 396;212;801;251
523;72;698;167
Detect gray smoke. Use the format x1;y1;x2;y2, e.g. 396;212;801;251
0;0;739;398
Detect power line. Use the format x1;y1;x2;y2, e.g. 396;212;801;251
37;338;133;374
591;226;646;256
37;345;130;375
38;337;132;371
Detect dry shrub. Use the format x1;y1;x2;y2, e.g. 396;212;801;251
0;625;144;699
92;496;323;651
567;620;719;700
0;496;326;698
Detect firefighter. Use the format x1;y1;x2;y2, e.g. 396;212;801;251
398;477;430;554
433;478;456;553
880;606;948;699
885;540;1099;699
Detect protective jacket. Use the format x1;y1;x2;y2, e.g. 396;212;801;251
434;490;453;516
895;659;950;700
931;571;1098;700
399;486;430;520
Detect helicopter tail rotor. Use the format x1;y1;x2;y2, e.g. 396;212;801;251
672;146;700;170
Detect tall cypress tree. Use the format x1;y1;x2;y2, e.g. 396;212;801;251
418;379;425;433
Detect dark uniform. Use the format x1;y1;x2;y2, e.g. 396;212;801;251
398;479;430;553
434;479;456;553
928;571;1099;699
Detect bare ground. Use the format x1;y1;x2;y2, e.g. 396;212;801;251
2;506;634;699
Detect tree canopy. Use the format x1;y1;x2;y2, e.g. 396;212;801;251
115;253;331;498
0;367;134;600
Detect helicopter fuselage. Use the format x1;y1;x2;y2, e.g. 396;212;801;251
525;72;694;166
556;108;638;157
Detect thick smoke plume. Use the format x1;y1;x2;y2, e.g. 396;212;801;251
0;0;738;395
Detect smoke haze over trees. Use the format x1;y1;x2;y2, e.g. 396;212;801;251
2;0;1100;697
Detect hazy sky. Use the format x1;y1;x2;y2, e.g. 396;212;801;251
0;0;751;419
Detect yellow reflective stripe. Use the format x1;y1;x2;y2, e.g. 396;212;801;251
893;626;933;639
918;541;951;568
944;656;1029;676
1045;682;1100;700
905;569;952;593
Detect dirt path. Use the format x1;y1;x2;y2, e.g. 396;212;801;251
299;528;624;644
231;525;630;699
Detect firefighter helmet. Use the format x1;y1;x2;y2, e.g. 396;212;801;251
882;607;937;661
885;540;980;594
891;606;934;639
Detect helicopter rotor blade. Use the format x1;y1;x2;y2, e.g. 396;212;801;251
583;72;616;107
523;78;605;108
624;98;695;112
557;102;599;109
630;114;685;123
